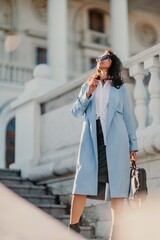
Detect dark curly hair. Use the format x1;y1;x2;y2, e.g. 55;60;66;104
87;49;124;89
107;50;124;88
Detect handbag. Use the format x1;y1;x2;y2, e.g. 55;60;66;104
128;161;148;206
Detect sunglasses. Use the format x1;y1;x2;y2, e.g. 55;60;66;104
96;54;111;63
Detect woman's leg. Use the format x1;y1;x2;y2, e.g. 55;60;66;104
110;198;125;239
70;194;86;224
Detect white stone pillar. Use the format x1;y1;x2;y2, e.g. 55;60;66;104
10;64;54;177
47;0;68;88
110;0;129;61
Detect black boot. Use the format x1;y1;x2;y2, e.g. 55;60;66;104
68;223;81;233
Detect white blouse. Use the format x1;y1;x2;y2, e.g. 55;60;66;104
95;80;112;145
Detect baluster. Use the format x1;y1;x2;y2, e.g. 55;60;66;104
12;65;16;82
144;56;160;126
0;63;2;81
10;65;13;82
22;67;25;83
1;63;5;81
129;63;147;134
5;64;8;82
16;66;19;83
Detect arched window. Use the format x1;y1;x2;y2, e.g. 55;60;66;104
5;118;15;168
88;9;105;33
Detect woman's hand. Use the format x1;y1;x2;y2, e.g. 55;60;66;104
86;74;100;98
130;151;136;161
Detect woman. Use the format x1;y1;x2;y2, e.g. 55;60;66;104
68;50;138;239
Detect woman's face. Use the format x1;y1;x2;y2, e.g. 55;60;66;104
97;51;112;70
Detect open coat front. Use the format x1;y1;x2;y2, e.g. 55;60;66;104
71;82;138;200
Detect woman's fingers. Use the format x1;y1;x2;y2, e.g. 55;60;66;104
90;76;99;85
87;74;100;95
92;73;99;79
92;80;99;86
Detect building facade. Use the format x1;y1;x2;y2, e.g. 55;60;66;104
0;1;160;238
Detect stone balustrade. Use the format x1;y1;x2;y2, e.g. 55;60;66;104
0;61;33;85
124;43;160;159
81;29;110;50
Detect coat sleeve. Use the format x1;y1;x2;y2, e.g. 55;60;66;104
71;82;92;118
123;86;138;152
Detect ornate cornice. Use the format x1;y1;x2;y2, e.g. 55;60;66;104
32;0;47;23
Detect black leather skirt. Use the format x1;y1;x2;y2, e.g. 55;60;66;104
96;119;109;183
87;119;109;200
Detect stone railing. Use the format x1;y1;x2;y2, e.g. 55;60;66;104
0;61;33;85
124;43;160;159
10;44;160;177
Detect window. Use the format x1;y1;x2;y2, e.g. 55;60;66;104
90;58;97;69
5;118;15;168
89;10;104;33
36;47;47;64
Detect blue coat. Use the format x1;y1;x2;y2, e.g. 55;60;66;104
71;82;138;200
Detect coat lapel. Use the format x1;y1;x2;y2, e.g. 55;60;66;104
87;85;123;159
106;86;123;137
87;92;98;160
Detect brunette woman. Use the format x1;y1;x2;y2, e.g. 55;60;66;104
69;50;138;239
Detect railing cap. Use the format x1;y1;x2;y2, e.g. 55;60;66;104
124;43;160;68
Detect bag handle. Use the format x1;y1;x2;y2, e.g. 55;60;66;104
128;160;137;198
131;160;136;169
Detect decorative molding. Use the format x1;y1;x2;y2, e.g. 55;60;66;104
135;22;158;47
25;29;47;39
0;26;11;33
32;0;47;23
0;0;12;28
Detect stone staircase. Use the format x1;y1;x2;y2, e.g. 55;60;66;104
0;168;98;239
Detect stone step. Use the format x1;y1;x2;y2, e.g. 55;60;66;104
57;214;70;225
37;203;67;218
67;225;95;239
80;225;95;239
5;184;47;195
20;193;56;205
0;169;20;177
61;218;96;239
0;176;35;186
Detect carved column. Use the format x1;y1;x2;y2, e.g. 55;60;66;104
144;56;160;126
47;0;68;88
110;0;129;60
129;63;147;134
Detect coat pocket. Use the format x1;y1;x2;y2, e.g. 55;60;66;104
116;109;123;115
